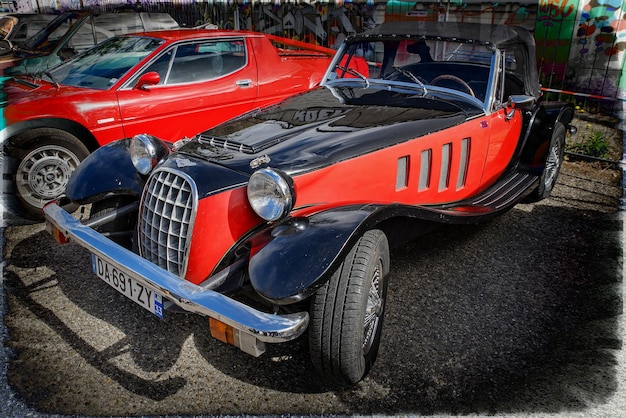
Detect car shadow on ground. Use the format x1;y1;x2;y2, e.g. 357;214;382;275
347;203;622;415
2;198;622;415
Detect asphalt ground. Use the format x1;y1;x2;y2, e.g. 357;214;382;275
0;160;624;417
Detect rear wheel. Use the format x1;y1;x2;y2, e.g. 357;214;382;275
525;122;566;202
309;229;390;385
11;128;89;220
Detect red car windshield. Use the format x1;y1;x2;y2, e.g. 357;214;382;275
48;35;164;90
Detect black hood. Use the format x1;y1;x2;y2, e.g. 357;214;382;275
177;86;475;175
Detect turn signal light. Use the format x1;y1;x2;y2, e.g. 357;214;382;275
209;318;236;346
46;221;69;244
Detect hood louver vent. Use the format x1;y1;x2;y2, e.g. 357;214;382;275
197;135;256;154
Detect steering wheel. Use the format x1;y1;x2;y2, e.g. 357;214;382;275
430;74;476;97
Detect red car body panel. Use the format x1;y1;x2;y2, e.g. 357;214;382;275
185;187;261;285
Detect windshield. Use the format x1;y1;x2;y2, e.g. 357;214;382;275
48;36;164;90
326;37;494;105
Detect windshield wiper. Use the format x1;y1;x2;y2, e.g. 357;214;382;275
41;70;60;88
392;66;428;93
335;64;370;87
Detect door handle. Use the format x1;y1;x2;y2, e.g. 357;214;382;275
236;79;252;88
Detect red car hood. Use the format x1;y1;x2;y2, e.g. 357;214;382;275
3;77;115;124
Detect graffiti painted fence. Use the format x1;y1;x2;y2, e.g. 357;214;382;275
10;0;625;126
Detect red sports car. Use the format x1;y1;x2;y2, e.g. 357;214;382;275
1;29;334;219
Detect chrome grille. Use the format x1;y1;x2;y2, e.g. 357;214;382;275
139;168;197;277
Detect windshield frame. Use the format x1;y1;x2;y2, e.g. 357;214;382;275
322;35;498;113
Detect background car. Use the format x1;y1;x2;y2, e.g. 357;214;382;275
0;13;57;46
44;22;576;385
1;29;335;219
0;10;179;74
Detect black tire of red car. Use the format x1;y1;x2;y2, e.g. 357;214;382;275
89;197;138;250
11;128;89;220
525;122;566;203
309;229;390;385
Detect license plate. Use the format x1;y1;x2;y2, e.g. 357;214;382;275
92;254;164;318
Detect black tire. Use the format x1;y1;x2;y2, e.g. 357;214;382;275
309;229;390;385
11;128;90;220
525;122;566;202
90;197;139;249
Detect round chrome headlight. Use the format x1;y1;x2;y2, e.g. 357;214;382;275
130;134;169;175
247;168;295;222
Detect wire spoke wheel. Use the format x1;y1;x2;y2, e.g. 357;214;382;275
543;134;562;190
363;258;384;354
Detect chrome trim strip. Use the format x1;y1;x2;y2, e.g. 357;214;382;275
457;137;470;190
44;203;309;343
439;143;451;191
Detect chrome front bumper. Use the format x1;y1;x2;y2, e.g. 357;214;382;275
43;202;309;356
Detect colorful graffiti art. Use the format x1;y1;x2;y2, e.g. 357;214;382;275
535;0;579;85
567;0;625;97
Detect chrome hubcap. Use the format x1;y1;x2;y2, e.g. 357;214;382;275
16;145;81;209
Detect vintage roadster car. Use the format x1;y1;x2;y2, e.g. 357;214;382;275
44;22;576;385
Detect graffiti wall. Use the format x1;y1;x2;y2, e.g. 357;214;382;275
5;0;625;104
384;0;624;104
568;0;625;100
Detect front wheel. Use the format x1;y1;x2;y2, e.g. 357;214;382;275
525;122;566;202
309;229;390;385
11;128;90;220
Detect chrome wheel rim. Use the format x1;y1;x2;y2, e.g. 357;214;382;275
544;137;562;189
16;145;81;209
363;258;384;354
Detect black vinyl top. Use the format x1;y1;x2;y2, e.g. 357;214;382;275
351;21;540;99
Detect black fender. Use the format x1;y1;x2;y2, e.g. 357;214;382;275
65;138;145;203
517;101;574;171
247;205;385;304
247;202;444;304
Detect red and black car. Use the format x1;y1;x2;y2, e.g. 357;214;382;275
44;22;576;385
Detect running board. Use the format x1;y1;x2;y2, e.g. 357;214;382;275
423;170;539;223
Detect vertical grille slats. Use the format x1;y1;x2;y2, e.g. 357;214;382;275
139;169;197;277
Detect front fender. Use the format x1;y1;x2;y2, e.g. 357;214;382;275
66;138;145;203
248;205;385;304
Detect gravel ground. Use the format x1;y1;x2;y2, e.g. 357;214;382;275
0;160;624;417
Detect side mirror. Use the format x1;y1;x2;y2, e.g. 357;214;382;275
134;71;161;90
505;94;535;120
